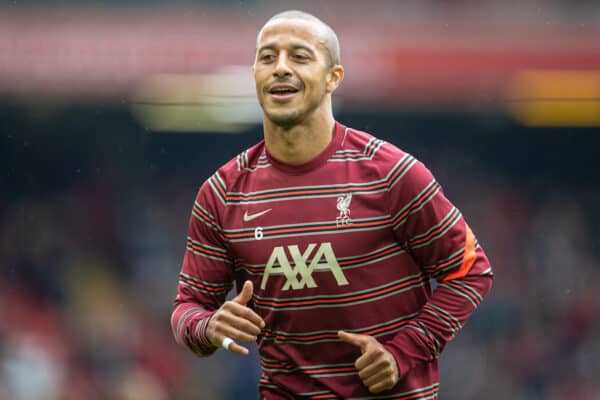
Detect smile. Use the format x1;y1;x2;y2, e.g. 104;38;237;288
269;91;299;102
267;83;300;102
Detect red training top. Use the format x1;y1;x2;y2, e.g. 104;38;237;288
172;121;493;399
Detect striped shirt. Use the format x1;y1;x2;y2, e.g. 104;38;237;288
172;121;493;399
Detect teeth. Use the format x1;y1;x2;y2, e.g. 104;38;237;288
272;88;296;93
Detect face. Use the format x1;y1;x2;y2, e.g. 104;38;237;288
254;18;342;127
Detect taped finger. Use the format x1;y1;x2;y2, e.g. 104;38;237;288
221;337;234;351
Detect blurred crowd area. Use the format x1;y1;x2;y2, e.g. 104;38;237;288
1;106;599;400
4;0;600;19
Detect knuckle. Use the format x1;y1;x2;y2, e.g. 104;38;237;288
214;309;229;321
206;322;216;333
239;335;256;343
243;323;254;333
369;386;381;394
232;304;245;314
207;320;219;334
222;300;235;310
211;310;223;320
243;319;257;331
215;317;227;327
385;376;395;388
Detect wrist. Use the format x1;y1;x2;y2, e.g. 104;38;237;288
195;311;219;353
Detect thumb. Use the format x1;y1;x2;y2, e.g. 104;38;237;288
233;280;254;306
338;330;368;350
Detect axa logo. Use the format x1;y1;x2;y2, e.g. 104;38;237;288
260;242;349;290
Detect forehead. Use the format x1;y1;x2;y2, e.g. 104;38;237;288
257;18;327;52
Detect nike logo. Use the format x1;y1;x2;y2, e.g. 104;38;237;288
243;208;272;222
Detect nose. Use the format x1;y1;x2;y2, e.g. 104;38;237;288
273;52;292;78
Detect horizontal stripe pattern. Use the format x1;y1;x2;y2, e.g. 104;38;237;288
186;237;231;264
194;313;214;350
261;358;357;378
423;247;464;277
329;136;385;162
281;382;440;400
237;150;272;172
422;303;461;336
254;273;426;311
179;272;232;297
191;200;224;234
438;280;482;309
408;207;461;249
172;305;204;348
176;124;492;398
392;179;441;230
209;154;417;205
408;320;442;360
170;303;216;356
303;391;339;399
261;311;419;345
224;215;392;242
348;383;439;400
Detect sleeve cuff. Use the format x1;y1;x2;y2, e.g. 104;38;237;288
187;310;218;356
383;324;437;377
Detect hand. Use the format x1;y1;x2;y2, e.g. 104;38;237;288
206;280;265;356
338;330;399;394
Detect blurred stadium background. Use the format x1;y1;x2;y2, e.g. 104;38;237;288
1;1;600;399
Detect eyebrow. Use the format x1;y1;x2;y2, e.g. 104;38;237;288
257;43;316;56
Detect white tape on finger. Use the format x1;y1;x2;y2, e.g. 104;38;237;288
221;337;234;351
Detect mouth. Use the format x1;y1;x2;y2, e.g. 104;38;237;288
266;83;300;102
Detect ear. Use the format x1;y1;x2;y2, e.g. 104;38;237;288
326;64;344;93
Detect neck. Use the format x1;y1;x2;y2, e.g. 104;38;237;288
264;108;335;165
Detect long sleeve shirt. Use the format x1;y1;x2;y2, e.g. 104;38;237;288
171;121;493;399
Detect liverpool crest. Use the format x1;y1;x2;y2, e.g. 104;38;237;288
336;193;352;226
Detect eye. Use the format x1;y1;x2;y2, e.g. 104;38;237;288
292;53;310;62
260;53;276;63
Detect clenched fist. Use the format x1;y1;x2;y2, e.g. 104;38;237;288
338;330;399;393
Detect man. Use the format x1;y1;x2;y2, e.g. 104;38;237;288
171;10;492;399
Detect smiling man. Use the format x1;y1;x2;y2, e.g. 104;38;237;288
171;10;493;399
254;11;344;164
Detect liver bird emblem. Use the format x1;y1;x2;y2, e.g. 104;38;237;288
336;193;352;226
